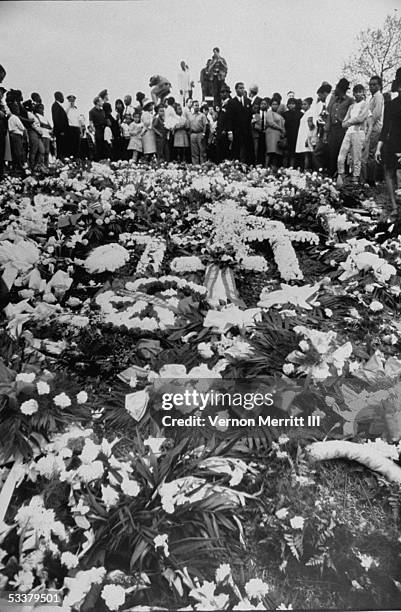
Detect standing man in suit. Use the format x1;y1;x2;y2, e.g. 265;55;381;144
225;82;253;164
215;85;231;162
51;91;69;159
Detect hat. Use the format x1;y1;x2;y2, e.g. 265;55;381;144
142;98;153;109
98;89;108;99
317;81;332;94
67;94;76;100
336;78;350;93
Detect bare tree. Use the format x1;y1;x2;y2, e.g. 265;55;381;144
342;11;401;89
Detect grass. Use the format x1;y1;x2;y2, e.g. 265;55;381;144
241;454;401;610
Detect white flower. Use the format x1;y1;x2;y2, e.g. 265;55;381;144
154;533;169;557
63;567;106;609
198;342;214;359
76;390;88;404
170;256;205;273
289;515;304;530
16;372;36;383
283;363;295;375
277;604;293;610
240;255;268;272
120;477;140;497
369;300;383;312
278;435;289;446
20;399;39;415
275;507;289;520
80;439;100;464
9;569;35;592
77;460;104;483
36;455;65;479
101;485;120;510
143;436;166;455
36;380;50;395
61;552;79;569
358;553;377;572
215;563;232;583
101;584;126;611
158;364;187;378
54;392;71;408
84;243;130;274
245;577;270;600
351;580;363;590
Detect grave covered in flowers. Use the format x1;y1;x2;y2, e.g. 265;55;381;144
1;159;401;611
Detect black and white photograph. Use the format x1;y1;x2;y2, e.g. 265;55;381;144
1;1;401;610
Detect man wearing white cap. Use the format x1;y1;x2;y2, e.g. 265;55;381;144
66;95;81;157
248;84;262;111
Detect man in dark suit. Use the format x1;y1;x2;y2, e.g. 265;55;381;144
215;85;231;162
225;82;253;164
51;91;69;159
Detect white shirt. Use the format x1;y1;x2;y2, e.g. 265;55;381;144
165;105;178;130
8;114;25;135
311;92;332;124
66;105;80;128
237;95;245;106
345;99;368;133
104;126;113;144
35;112;52;138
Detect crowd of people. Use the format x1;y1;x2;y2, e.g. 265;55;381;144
0;51;400;214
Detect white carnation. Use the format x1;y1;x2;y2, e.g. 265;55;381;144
54;392;71;408
61;552;79;569
101;584;126;611
20;399;39;415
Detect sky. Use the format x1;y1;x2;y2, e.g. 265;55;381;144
0;0;399;120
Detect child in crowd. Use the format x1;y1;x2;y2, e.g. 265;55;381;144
337;84;369;187
251;104;262;163
127;112;144;162
121;115;132;160
152;106;169;161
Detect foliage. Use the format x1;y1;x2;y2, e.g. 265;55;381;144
342;12;401;88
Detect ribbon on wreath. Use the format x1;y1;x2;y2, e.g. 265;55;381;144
204;264;246;308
